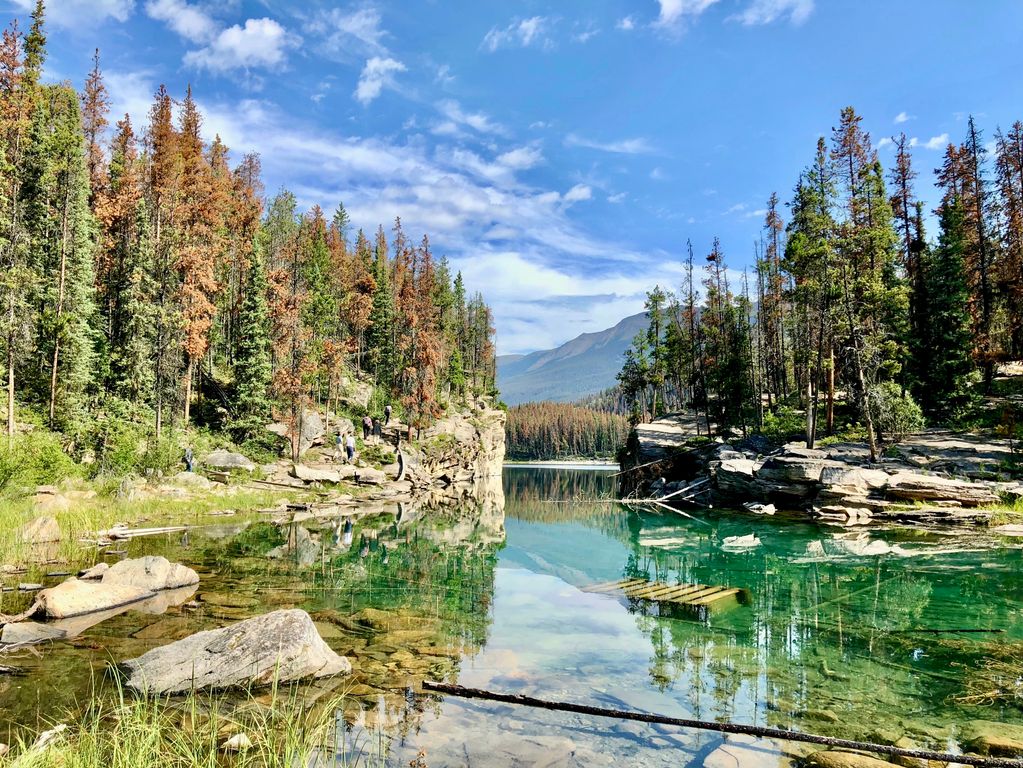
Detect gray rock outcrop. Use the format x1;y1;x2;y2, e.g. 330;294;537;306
102;556;199;591
204;450;256;472
19;516;61;544
121;609;351;694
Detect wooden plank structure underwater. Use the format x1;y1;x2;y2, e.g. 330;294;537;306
582;578;747;618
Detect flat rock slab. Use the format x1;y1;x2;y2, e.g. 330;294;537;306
103;556;199;591
886;472;1000;506
36;578;154;619
292;464;342;484
121;608;351;694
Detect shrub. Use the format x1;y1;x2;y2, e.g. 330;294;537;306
761;406;805;440
869;381;925;440
0;430;80;496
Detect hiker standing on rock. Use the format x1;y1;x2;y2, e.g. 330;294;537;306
384;404;392;426
372;417;382;439
362;415;372;440
345;434;356;463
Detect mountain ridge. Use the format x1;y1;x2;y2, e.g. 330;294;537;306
497;312;646;406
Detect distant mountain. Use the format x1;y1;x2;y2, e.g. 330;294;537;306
497;312;647;406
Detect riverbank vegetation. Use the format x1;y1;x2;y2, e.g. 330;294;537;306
505;402;628;460
618;106;1023;460
0;3;496;482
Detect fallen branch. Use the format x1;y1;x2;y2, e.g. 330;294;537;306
421;681;1022;768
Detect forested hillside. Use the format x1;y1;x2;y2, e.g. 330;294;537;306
506;402;628;460
618;106;1023;457
0;4;496;473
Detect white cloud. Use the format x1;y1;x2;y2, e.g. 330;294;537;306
607;192;627;204
656;0;721;27
650;167;666;180
482;16;552;52
145;0;216;42
13;0;134;26
616;16;636;30
894;111;912;124
496;146;543;170
877;137;894;150
572;23;599;43
563;184;593;204
732;0;814;26
909;133;950;151
354;56;406;105
564;133;653;154
437;100;505;135
184;18;295;72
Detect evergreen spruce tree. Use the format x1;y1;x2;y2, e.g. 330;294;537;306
920;200;978;422
110;198;155;403
233;238;273;436
366;226;395;389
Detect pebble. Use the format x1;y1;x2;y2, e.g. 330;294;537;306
222;733;253;751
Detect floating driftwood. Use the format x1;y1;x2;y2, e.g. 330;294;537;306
88;525;187;542
421;681;1023;768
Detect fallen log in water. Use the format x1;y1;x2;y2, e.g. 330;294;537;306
421;681;1023;768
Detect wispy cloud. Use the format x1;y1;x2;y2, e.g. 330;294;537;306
563;184;593;204
437;100;506;135
894;110;912;124
616;16;636;31
607;192;627;203
306;6;388;60
354;57;406;105
13;0;134;26
909;133;950;151
565;133;654;154
482;16;553;52
877;137;894;150
732;0;814;26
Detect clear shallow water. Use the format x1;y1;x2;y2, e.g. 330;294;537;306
1;467;1022;765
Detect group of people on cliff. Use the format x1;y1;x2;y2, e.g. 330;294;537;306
335;404;393;463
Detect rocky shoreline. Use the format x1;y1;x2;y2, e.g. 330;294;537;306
620;415;1023;528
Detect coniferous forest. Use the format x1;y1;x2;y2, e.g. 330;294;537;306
505;401;628;461
618;106;1023;458
0;4;496;471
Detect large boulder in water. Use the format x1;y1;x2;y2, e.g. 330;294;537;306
102;556;199;591
121;609;351;694
35;578;153;619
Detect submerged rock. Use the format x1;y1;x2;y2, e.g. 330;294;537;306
121;609;351;694
804;751;903;768
960;719;1023;757
0;621;67;645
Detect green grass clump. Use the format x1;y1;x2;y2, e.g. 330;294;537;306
3;684;385;768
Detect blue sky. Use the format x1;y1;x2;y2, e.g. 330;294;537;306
9;0;1023;354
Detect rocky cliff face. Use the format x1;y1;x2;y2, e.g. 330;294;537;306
403;406;506;501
